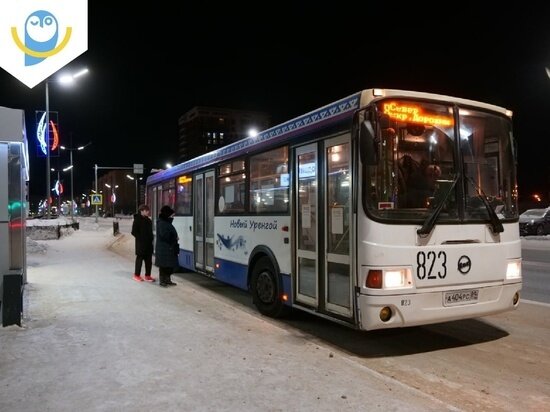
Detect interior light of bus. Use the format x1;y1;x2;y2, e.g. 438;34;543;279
366;270;382;288
506;259;521;280
373;88;385;97
282;294;288;301
215;262;220;269
178;175;192;184
383;102;453;126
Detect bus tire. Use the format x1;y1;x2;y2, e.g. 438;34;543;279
251;256;289;318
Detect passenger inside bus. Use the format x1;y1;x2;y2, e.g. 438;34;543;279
399;155;441;208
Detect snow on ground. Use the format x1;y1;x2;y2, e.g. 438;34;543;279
26;238;48;254
1;216;454;412
26;217;74;227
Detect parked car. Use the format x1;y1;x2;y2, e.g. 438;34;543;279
519;207;550;236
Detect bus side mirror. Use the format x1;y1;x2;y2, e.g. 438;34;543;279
359;120;379;165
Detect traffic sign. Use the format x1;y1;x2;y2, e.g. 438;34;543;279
91;194;103;205
134;163;144;174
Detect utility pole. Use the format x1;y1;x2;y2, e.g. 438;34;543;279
94;164;98;223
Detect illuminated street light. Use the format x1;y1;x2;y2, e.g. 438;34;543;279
59;68;89;85
60;141;91;220
126;174;139;213
43;67;89;219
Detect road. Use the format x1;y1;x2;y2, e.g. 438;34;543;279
521;237;550;304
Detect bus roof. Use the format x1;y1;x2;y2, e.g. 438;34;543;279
147;91;361;185
363;88;511;116
147;88;511;185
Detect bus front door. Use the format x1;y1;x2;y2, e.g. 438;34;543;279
193;170;215;274
295;136;352;318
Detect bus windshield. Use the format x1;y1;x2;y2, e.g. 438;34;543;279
364;99;518;223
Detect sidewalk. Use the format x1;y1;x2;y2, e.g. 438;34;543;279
0;218;454;411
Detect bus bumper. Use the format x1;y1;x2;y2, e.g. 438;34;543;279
357;282;522;331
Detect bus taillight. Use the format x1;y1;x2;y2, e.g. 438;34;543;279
366;270;383;288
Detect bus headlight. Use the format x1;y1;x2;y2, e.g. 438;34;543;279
506;259;522;280
384;268;412;289
366;268;413;289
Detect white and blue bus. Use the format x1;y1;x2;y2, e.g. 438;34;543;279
146;88;521;330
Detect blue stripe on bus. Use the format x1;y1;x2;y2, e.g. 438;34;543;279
281;273;292;306
147;92;360;185
178;249;194;271
213;258;293;304
214;258;248;290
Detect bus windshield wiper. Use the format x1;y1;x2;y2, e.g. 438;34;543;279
417;174;459;236
464;175;504;234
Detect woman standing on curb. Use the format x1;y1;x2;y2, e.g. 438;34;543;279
131;204;155;282
155;205;179;287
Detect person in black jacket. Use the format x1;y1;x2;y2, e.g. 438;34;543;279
155;205;179;287
131;204;155;282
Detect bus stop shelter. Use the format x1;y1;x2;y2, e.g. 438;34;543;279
0;106;29;327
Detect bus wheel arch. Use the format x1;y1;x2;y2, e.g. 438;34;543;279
248;248;289;318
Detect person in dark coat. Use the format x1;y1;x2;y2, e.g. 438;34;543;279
155;205;179;287
131;204;155;282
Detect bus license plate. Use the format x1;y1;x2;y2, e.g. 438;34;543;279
443;289;479;307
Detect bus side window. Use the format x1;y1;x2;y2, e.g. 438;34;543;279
218;159;246;214
249;146;289;214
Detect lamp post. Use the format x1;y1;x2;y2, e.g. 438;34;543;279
50;166;71;215
60;142;91;220
104;183;111;217
105;183;119;217
43;68;89;219
126;174;138;213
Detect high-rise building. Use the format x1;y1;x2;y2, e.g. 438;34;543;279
177;107;270;163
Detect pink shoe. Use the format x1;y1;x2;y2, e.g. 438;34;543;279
144;275;156;282
133;275;144;282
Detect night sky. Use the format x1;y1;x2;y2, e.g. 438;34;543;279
1;4;549;206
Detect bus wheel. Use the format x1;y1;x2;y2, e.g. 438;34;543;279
251;257;288;318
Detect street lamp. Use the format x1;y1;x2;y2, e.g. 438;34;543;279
43;67;89;219
60;142;91;220
126;174;144;213
126;174;138;213
50;166;70;215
